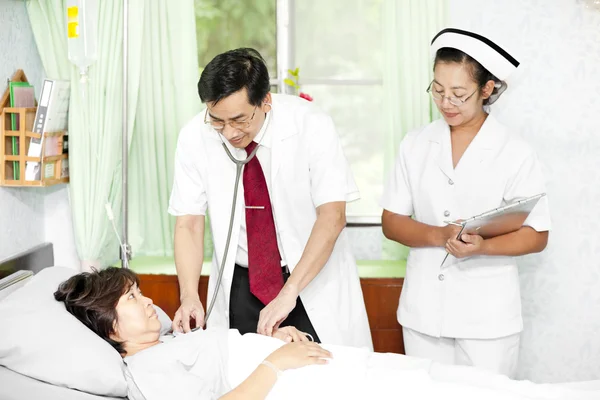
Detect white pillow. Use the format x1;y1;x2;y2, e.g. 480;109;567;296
0;267;128;396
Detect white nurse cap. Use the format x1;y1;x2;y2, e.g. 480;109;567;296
431;28;519;81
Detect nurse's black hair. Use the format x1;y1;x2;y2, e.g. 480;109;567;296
54;267;140;356
434;47;506;106
198;48;270;106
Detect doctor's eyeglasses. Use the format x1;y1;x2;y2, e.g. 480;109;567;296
426;81;480;107
204;106;258;131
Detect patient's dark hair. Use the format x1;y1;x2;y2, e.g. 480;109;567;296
198;47;270;106
54;267;140;356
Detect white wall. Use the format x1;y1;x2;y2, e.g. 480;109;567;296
0;1;45;261
43;186;79;269
449;0;600;383
0;1;79;269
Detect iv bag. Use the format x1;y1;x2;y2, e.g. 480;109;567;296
66;0;98;82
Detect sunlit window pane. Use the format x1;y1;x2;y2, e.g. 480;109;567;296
195;0;277;77
302;84;384;218
294;0;383;80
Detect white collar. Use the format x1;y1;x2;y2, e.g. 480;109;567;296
251;109;272;149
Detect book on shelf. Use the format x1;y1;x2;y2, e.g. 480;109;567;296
24;79;70;181
8;82;35;180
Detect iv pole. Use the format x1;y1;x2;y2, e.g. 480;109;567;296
121;0;131;268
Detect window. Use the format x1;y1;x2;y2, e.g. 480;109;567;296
195;0;277;76
195;0;384;222
292;0;384;221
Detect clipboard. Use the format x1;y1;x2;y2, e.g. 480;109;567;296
440;193;546;267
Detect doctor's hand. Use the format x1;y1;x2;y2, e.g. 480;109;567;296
257;284;299;337
273;326;311;343
172;295;205;333
446;233;484;259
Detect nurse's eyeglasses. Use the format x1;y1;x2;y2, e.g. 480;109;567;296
204;106;258;131
426;81;480;107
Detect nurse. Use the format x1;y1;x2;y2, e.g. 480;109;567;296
168;48;372;350
380;28;551;377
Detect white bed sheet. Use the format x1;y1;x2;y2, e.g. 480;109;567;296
228;333;600;400
367;351;600;400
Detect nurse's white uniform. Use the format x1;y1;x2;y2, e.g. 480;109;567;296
380;113;551;376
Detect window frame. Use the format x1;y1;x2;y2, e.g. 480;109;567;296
274;0;382;225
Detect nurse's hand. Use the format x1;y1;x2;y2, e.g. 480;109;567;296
172;295;205;333
440;222;463;245
273;326;310;343
257;284;299;337
446;233;484;258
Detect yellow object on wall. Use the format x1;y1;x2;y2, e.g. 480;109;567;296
67;6;79;38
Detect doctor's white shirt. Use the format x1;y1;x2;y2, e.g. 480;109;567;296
381;114;551;339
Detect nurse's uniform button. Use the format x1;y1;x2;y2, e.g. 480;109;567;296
448;179;454;185
443;210;450;217
438;274;445;281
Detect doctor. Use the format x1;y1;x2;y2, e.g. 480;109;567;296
381;29;550;377
168;48;372;349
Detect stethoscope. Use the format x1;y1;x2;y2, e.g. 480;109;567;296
198;103;273;328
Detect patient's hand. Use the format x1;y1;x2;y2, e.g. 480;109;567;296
266;342;332;372
272;326;310;343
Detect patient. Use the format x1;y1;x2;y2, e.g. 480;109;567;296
54;267;332;400
54;268;596;400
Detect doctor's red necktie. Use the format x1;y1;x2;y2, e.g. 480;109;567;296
243;141;284;305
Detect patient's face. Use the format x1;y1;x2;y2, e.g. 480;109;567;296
111;284;161;346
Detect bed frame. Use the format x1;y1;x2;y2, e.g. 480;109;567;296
0;242;54;279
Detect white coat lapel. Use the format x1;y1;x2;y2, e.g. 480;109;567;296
454;114;501;174
269;101;299;184
430;122;455;180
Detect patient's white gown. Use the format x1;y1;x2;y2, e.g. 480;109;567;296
124;328;597;400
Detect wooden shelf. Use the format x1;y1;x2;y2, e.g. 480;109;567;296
1;107;69;187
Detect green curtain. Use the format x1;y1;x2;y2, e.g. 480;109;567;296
381;0;447;260
27;0;144;269
128;0;201;257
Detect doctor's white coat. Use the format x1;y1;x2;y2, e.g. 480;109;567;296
169;94;373;350
381;114;551;340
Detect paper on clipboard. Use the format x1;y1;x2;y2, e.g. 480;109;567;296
440;193;546;267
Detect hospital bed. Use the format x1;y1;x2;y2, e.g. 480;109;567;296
0;243;127;400
1;244;600;400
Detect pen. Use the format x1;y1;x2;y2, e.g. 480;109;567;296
443;220;463;227
439;221;465;268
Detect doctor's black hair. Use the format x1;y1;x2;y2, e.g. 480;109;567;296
198;48;270;106
434;47;505;106
54;267;140;356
